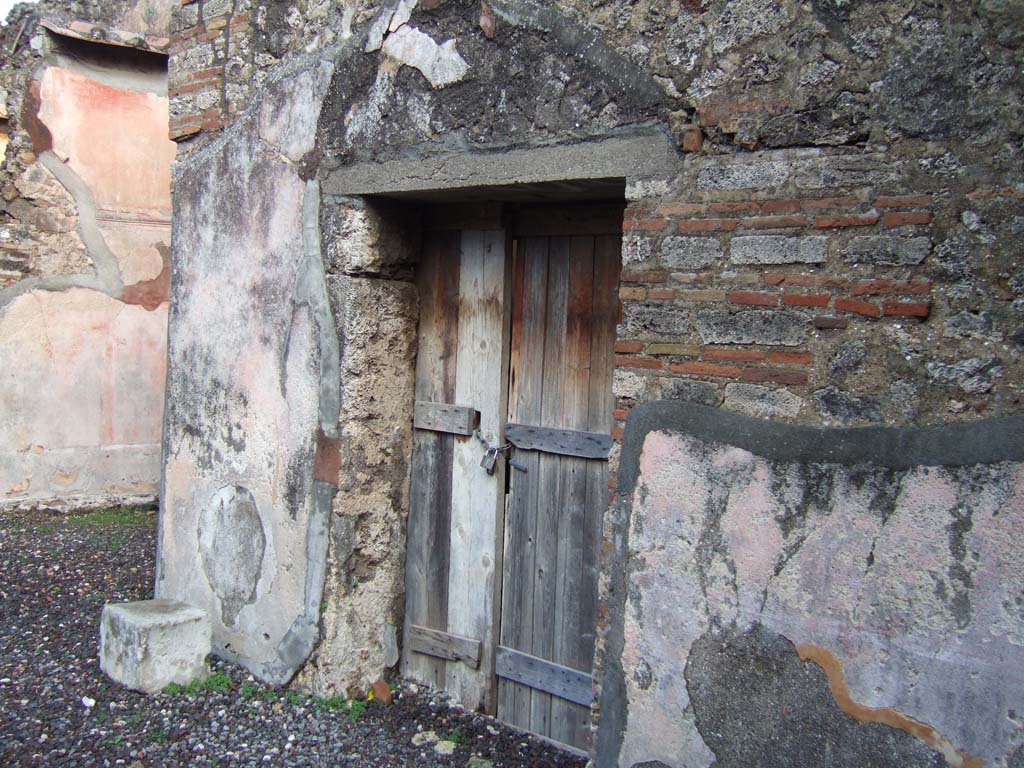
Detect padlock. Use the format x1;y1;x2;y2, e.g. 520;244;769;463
480;446;499;475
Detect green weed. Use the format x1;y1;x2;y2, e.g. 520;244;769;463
68;507;155;528
164;671;232;697
346;698;369;722
240;682;259;700
442;726;465;744
307;693;367;721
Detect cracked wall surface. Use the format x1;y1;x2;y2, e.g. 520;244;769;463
0;6;176;510
160;0;1024;752
159;0;664;692
156;55;341;685
598;402;1024;768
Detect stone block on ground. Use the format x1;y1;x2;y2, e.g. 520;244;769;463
99;599;211;694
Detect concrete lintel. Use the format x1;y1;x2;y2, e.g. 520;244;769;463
321;130;678;197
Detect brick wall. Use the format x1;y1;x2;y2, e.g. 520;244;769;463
611;149;1022;450
167;1;253;141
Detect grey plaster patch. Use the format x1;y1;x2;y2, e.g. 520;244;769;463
293;180;341;438
0;150;124;313
616;402;1024;492
730;235;828;265
696;309;810;347
199;485;266;627
686;624;945;768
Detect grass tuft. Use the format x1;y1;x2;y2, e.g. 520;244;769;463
163;670;232;697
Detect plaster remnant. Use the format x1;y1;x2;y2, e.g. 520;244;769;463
0;150;124;313
601;404;1024;767
199;485;267;627
293;180;341;438
259;61;336;163
389;0;418;32
797;644;983;768
381;26;469;88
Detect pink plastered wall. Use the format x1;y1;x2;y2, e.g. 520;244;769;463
0;55;174;508
616;428;1024;768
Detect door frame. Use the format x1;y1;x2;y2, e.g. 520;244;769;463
401;199;625;738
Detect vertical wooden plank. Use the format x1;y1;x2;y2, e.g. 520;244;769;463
499;237;549;730
530;235;570;738
447;229;507;712
404;230;460;690
579;234;620;744
550;235;596;747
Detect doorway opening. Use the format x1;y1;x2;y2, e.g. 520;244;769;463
392;181;625;751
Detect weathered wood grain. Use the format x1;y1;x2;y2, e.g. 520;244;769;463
505;423;612;459
403;230;460;690
499;236;549;731
446;229;507;713
414;401;479;435
529;235;570;738
496;646;594;707
550;235;596;747
409;625;482;668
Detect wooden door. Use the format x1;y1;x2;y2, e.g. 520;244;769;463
402;205;621;749
496;221;620;750
403;226;509;713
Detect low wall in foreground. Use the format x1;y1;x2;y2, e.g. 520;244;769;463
597;403;1024;768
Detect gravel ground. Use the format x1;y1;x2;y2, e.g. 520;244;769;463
0;508;588;768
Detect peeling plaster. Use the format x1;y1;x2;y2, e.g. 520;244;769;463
798;644;983;768
381;25;469;89
0;150;124;314
599;402;1024;768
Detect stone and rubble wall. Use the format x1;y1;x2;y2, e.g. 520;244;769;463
158;0;1024;763
613;148;1021;437
0;1;177;510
